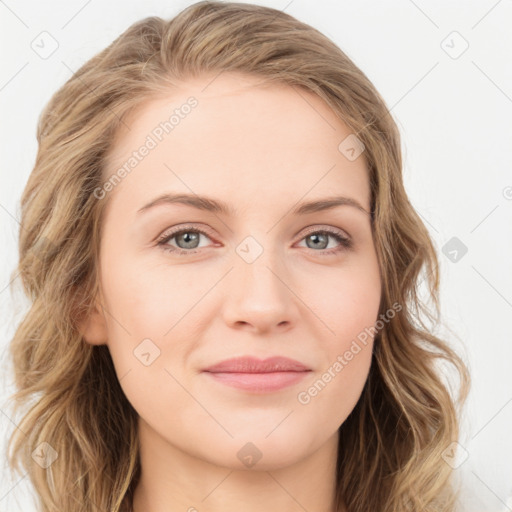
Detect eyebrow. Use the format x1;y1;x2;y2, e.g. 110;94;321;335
137;193;371;217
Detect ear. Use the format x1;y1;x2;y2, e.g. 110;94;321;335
80;303;108;346
75;289;108;346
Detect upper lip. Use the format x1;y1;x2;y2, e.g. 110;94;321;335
203;356;311;373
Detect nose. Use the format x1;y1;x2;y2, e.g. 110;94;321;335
221;249;299;335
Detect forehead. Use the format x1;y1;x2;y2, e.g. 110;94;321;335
102;72;370;217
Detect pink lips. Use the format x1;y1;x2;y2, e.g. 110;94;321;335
202;356;311;393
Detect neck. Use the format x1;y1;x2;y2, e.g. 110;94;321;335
132;417;343;512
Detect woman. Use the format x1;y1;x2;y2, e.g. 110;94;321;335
6;2;470;511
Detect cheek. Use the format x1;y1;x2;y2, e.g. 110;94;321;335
298;263;379;405
303;262;381;342
301;346;373;434
101;251;205;338
98;255;211;397
296;279;377;428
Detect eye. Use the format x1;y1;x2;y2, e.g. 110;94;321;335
156;225;352;256
157;225;215;255
296;227;352;256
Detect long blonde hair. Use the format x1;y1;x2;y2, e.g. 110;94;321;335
6;2;470;511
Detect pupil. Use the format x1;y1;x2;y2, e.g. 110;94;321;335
307;233;328;249
178;232;199;248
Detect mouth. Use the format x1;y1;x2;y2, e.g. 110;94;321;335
201;356;312;393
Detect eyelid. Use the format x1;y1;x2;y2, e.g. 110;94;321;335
299;224;351;241
156;223;217;243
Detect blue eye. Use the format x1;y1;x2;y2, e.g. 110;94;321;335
157;226;213;255
156;226;352;256
298;229;352;255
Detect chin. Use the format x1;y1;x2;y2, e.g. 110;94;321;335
198;433;318;472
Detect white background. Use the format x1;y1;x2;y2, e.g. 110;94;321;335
1;1;511;511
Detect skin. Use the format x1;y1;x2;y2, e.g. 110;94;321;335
80;72;382;512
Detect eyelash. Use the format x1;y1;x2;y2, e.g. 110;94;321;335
156;224;352;257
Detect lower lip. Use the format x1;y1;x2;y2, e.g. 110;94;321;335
204;371;310;392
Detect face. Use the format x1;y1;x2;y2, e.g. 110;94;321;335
82;72;382;471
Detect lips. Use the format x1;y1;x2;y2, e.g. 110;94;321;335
202;356;311;393
203;356;311;373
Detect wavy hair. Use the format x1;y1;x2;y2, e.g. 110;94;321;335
5;2;470;511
